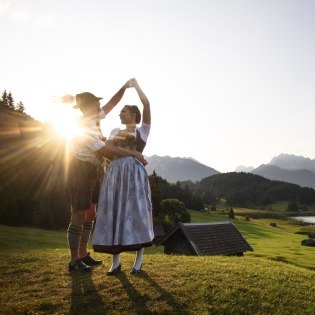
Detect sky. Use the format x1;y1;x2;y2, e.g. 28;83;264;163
1;0;314;172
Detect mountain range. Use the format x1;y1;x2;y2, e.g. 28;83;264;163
145;155;219;182
239;154;315;190
269;153;315;172
252;164;315;190
146;153;315;189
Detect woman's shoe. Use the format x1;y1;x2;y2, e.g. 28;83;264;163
106;263;122;275
130;265;142;275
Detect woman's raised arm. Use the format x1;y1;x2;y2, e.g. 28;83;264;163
131;79;151;125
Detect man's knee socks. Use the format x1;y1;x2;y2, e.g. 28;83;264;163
67;224;83;251
80;222;94;245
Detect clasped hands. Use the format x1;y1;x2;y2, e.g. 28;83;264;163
124;78;138;89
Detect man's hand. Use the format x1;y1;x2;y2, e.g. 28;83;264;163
133;151;147;166
124;78;135;89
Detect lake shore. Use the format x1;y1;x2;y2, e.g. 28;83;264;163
289;216;315;225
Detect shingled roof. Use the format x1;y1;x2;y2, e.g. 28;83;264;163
158;222;253;256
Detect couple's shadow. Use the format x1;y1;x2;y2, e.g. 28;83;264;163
70;270;188;314
70;271;105;314
114;270;188;314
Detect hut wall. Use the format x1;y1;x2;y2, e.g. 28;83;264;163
164;230;195;255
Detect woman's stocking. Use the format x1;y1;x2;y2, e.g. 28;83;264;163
109;254;120;271
133;248;144;270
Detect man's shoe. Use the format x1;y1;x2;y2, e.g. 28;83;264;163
68;259;91;272
81;253;102;266
106;263;122;276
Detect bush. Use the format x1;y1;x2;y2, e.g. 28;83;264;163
160;198;191;229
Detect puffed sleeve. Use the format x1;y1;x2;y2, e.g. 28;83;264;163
108;128;121;140
137;122;151;143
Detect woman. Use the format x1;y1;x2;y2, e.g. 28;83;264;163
92;79;154;275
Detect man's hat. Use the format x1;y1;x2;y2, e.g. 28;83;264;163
73;92;103;109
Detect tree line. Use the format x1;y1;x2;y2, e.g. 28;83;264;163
0;90;25;113
191;172;315;210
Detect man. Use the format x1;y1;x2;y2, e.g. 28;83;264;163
67;80;146;271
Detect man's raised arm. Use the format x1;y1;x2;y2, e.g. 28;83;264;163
102;80;132;115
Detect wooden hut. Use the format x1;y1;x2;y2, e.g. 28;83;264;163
157;222;253;256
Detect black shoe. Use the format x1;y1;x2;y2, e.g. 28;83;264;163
68;259;91;272
106;263;122;276
130;265;142;275
81;253;102;266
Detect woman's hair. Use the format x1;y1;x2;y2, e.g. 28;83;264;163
125;105;141;124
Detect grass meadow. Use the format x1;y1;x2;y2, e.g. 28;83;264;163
0;208;314;314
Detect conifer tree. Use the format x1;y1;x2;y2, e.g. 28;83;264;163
16;101;25;113
0;90;9;110
7;92;15;110
149;171;161;215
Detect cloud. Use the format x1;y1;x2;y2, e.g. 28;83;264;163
34;14;54;28
0;0;55;27
0;0;10;14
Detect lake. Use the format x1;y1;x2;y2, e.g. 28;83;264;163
290;216;315;225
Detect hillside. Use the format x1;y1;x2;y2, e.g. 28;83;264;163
253;164;315;190
193;172;315;207
0;225;314;314
0;109;69;228
146;155;219;182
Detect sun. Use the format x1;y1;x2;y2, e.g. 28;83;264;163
50;106;80;139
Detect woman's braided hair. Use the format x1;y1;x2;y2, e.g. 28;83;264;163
125;105;141;124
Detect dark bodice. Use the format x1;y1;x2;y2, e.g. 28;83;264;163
113;130;146;153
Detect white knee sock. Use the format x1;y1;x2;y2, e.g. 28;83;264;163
133;248;144;270
109;254;120;271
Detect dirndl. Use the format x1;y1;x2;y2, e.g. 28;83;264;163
92;156;154;254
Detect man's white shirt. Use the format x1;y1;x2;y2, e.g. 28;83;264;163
71;110;106;166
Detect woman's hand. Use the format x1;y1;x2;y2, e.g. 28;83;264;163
133;151;148;166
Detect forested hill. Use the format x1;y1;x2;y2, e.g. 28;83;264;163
0;108;69;228
192;172;315;208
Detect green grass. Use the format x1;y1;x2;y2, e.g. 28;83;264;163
189;210;315;270
0;224;315;314
270;201;315;212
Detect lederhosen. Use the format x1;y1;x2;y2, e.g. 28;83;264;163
67;121;104;211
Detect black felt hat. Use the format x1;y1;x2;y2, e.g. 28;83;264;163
73;92;103;109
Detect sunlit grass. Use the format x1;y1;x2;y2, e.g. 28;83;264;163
0;225;314;314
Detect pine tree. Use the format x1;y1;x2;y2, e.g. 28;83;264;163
149;171;161;216
16;101;25;113
7;92;15;111
0;90;9;110
228;207;235;219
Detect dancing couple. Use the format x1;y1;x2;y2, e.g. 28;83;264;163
67;78;154;275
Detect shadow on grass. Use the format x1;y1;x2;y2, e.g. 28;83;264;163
70;272;106;315
115;270;188;314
